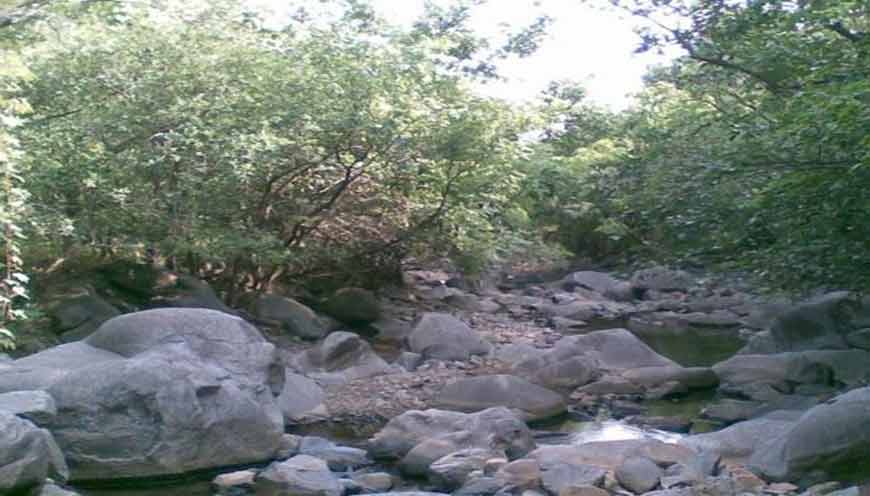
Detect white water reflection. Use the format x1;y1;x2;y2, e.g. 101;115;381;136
564;419;684;445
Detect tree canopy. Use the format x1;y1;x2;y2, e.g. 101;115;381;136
1;0;868;346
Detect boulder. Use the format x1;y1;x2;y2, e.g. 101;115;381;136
255;455;343;496
371;318;413;344
252;294;327;340
615;456;662;494
530;439;694;472
277;372;327;422
516;329;706;396
561;271;621;295
536;300;628;323
0;390;57;425
395;351;424;372
321;287;382;325
554;329;679;371
455;476;504;496
435;375;566;421
631;267;693;293
713;353;836;395
298;436;371;471
368;407;535;462
0;342;124;394
558;485;610;496
429;448;504;490
290;331;394;385
700;399;765;425
0;309;286;481
50;294;120;342
494;458;541;489
0;411;69;494
749;386;870;483
529;357;597;389
351;472;393;493
152;274;234;314
770;292;864;351
681;412;799;461
540;464;607;494
407;313;491;360
495;344;548;367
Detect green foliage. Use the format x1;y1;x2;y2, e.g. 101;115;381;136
0;49;33;349
561;0;870;290
10;0;534;290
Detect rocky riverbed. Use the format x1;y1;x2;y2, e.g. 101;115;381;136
2;263;870;496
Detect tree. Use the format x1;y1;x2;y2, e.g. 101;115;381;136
11;0;536;293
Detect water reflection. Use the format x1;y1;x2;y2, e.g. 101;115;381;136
560;419;684;445
76;482;211;496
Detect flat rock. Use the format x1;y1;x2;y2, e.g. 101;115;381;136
256;455;343;496
435;375;566;421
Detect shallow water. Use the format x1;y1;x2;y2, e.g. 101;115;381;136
631;328;744;367
75;481;211;496
558;418;684;444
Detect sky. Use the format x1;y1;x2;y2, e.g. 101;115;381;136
250;0;683;110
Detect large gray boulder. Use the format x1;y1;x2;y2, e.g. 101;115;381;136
407;313;491;360
435;375;566;421
0;309;285;481
0;342;124;394
749;386;870;483
555;329;679;371
252;294;327;340
290;331;394;385
681;411;800;461
0;411;69;494
769;292;865;351
514;329;713;395
0;390;57;425
713;350;870;396
255;454;343;496
368;407;535;465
